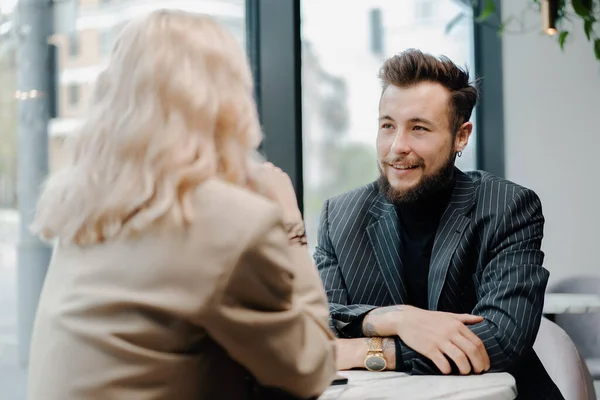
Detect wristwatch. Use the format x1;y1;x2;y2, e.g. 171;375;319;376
364;337;387;372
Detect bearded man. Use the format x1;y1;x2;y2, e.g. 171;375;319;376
315;49;563;400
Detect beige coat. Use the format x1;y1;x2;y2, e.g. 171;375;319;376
28;179;337;399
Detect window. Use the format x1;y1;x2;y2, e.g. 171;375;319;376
0;2;246;398
301;0;476;250
0;1;503;397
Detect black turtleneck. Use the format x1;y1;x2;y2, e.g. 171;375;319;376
396;179;454;310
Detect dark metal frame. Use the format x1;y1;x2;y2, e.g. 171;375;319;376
473;0;506;177
246;0;304;212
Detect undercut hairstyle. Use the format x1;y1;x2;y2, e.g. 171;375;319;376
379;48;479;136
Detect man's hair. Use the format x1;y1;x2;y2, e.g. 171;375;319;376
379;48;478;135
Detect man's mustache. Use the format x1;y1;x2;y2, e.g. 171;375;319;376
382;157;425;167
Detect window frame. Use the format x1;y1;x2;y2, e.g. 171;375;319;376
472;0;505;177
246;0;305;211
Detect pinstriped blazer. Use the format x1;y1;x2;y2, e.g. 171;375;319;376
315;169;564;399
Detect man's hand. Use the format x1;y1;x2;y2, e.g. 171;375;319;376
362;305;490;375
335;338;395;371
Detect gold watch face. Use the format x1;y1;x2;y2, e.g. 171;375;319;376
364;354;387;372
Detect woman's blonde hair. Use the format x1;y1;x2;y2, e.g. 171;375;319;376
31;10;262;246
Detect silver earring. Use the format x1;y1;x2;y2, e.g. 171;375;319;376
457;151;463;157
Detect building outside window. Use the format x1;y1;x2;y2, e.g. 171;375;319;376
68;33;79;57
68;84;80;106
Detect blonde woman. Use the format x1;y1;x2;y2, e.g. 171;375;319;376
27;10;336;400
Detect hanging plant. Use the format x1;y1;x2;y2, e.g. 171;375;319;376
447;0;600;61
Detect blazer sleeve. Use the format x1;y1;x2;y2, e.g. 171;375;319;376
467;188;548;371
396;188;549;374
314;199;377;337
202;207;337;399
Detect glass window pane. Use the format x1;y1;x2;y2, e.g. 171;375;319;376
301;0;477;251
49;0;246;172
0;4;20;397
0;2;245;398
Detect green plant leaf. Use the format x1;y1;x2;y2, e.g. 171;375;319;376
497;15;515;36
558;31;569;50
594;39;600;60
445;12;465;35
572;0;591;18
583;19;593;41
498;22;506;35
475;0;496;22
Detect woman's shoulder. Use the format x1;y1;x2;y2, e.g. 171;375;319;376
198;178;277;210
193;179;283;233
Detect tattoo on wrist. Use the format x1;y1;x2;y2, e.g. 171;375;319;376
362;306;403;336
363;321;378;337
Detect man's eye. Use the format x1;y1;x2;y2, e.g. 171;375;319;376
413;125;427;131
381;123;393;129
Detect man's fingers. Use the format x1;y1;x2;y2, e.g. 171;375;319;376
453;313;484;324
459;326;490;371
452;334;485;374
459;324;483;346
428;349;452;375
440;342;471;375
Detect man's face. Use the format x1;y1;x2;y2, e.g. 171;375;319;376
376;82;471;203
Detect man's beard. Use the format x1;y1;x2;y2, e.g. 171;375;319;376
377;152;455;205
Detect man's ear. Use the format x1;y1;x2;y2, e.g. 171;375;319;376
454;121;473;154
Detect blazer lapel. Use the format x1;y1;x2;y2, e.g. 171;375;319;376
366;195;408;305
428;169;476;310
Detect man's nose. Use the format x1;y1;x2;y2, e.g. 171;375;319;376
390;131;411;155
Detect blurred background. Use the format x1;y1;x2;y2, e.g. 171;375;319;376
1;0;599;398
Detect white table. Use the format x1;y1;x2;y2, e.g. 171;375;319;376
543;293;600;314
319;371;517;400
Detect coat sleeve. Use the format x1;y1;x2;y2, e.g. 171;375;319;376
314;199;377;337
202;206;337;399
